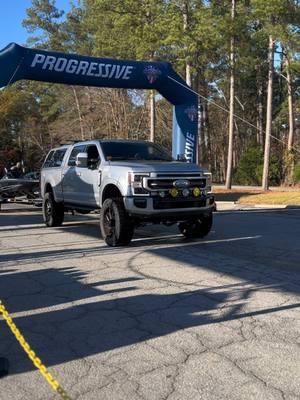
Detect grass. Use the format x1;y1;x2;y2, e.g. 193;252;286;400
214;189;300;205
238;191;300;205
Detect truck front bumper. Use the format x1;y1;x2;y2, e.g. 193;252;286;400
124;195;215;219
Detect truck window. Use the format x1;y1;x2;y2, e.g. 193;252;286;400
43;150;54;168
43;149;67;168
68;145;86;167
101;141;172;161
52;149;67;167
86;145;100;168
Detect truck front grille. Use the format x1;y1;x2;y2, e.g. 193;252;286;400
155;173;201;177
145;173;206;192
147;178;206;190
153;197;206;209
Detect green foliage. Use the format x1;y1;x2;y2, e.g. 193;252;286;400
234;146;281;186
234;146;263;185
256;155;281;186
294;163;300;184
0;0;299;182
84;0;168;60
23;0;66;50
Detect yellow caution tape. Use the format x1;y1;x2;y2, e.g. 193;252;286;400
0;301;72;400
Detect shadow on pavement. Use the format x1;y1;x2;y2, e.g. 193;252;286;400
0;208;299;376
0;267;141;313
0;211;97;231
1;265;299;375
0;212;44;228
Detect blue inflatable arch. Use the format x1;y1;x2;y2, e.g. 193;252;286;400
0;43;198;162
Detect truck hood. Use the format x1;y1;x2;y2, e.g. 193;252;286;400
106;161;206;174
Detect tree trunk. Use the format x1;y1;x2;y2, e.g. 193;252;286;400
262;35;275;191
149;90;155;142
194;72;202;165
72;86;85;141
287;66;294;151
18;129;25;167
257;78;264;146
285;53;295;184
200;84;211;167
225;0;236;189
186;64;192;87
182;1;192;86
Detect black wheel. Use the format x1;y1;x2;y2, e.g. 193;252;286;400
100;198;134;246
179;212;213;239
43;192;64;227
0;357;9;378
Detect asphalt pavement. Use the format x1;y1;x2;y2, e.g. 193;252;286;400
0;204;299;400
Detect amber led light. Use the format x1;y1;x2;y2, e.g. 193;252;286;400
193;187;201;197
169;188;179;197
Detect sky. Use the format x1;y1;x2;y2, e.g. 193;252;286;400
0;1;71;50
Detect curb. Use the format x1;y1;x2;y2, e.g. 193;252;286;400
252;204;287;209
215;201;235;206
215;201;300;211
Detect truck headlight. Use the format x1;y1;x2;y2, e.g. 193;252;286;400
128;173;150;186
128;173;150;195
203;172;212;192
134;174;150;184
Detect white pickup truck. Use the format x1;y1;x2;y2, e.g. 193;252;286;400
40;140;214;246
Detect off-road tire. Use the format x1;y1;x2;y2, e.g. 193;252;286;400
179;212;213;239
43;192;64;227
100;198;134;246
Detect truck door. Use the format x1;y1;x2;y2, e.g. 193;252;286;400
62;144;86;204
79;144;101;206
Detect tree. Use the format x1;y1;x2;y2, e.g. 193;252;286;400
225;0;236;189
284;49;296;184
262;34;275;190
85;0;169;142
1;0;296;185
250;0;300;189
234;144;281;185
23;0;66;50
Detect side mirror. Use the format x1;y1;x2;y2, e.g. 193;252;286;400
176;154;187;162
75;152;88;168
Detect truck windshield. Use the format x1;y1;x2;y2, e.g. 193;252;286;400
101;141;173;162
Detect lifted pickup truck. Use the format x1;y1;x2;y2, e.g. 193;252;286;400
40;140;214;246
